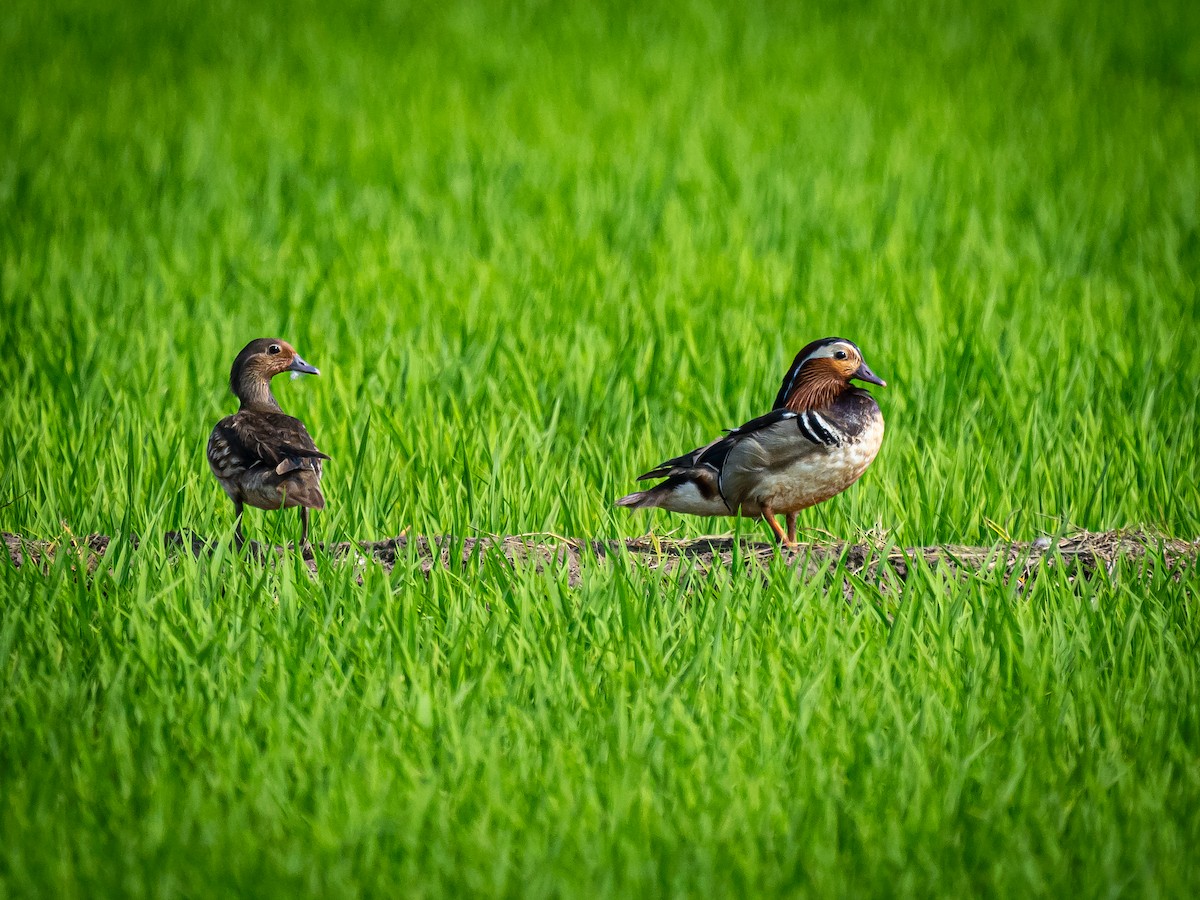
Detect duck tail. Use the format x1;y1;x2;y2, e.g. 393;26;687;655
615;471;730;516
615;488;658;509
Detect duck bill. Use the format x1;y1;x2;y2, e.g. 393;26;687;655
288;355;320;377
853;362;886;387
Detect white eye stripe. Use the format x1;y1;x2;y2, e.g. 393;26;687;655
810;344;854;361
779;349;830;399
778;371;799;403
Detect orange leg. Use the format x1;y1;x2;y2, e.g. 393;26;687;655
786;513;798;545
761;504;796;548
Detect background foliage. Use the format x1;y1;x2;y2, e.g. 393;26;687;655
2;0;1198;896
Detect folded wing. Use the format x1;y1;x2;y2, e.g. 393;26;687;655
619;409;826;513
215;413;330;474
636;410;801;481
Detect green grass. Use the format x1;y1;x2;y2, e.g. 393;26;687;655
2;0;1199;896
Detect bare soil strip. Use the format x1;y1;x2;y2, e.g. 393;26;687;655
4;529;1197;587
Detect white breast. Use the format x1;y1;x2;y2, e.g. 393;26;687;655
739;415;884;515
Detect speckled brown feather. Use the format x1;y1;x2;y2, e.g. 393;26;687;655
208;338;328;532
208;412;328;511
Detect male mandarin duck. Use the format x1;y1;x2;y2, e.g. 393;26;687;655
207;338;329;550
616;337;886;547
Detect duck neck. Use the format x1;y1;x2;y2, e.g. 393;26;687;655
784;373;848;413
236;376;282;413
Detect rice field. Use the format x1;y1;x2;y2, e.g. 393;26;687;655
2;0;1199;896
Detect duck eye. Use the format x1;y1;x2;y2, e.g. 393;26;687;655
834;350;848;360
268;344;281;355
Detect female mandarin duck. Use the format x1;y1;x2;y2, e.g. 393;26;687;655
207;338;329;551
617;337;886;547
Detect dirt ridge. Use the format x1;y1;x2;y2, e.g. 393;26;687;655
5;529;1197;587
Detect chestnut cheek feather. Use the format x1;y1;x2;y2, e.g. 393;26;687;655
816;358;849;380
784;360;848;411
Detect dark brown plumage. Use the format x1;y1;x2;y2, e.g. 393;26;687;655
207;338;329;551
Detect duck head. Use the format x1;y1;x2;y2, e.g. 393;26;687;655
772;337;885;412
229;338;320;411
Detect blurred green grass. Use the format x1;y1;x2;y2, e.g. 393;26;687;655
2;0;1199;896
3;0;1198;545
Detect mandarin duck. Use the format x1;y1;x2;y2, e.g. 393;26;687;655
616;337;886;546
207;338;329;551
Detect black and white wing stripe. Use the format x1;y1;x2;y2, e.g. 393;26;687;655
796;410;842;446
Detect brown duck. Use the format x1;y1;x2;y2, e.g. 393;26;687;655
617;337;886;547
207;338;329;550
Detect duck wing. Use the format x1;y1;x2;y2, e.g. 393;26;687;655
212;412;330;476
636;409;813;481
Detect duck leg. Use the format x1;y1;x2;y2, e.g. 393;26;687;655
299;507;312;555
234;499;246;549
786;513;798;545
761;504;796;548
